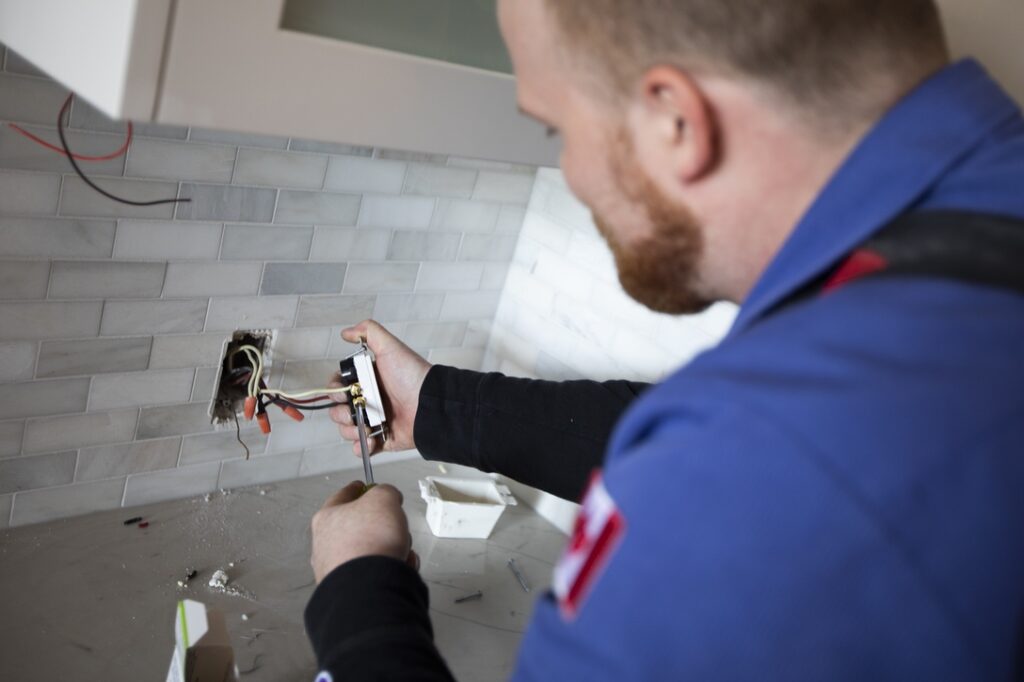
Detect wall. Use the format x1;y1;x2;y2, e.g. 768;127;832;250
0;44;535;528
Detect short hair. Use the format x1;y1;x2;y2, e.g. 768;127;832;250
543;0;949;126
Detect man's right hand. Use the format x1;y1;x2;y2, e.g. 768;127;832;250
328;320;432;458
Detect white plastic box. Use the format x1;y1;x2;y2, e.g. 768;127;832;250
419;477;518;539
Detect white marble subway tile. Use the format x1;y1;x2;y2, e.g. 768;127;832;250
88;369;195;412
37;337;152;378
343;263;419;294
0;124;127;176
427;347;486;370
162;262;263;297
149;334;229;370
389;231;461;262
447;156;536;174
275;359;337;392
496;205;528;234
0;301;102;341
0;420;24;458
472;171;536;204
0;261;49;299
100;299;209;336
76;437;181;482
356;195;435;230
0;341;36;381
3;49;47;78
416;263;484;292
124;138;235;184
0;493;10;528
0;378;89;421
188;128;289;149
309;228;391;261
372;293;444;323
463;319;494;348
205;296;299;332
60;176;178;220
266;417;338;453
218;451;302;489
10;478;125;527
274;190;361;226
233;148;328;189
179;429;268;466
519;212;573;255
323;156;406;195
261;263;347;295
288;138;373;156
175;183;277;223
70;98;188;139
0;217;115;258
0;451;77;493
122;462;220;506
403;321;468;350
295;295;376;328
403;164;477;199
459;234;519;262
190;366;220;403
273;328;331;361
299;443;363;477
221;224;313;261
136;403;215;440
0;73;67;126
376;148;447;164
114;220;223;260
0;170;60;216
480;263;511;291
23;409;138;454
440;291;501;320
430;199;500;232
49;261;166;299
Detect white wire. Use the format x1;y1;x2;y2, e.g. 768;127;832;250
259;387;353;401
230;345;264;398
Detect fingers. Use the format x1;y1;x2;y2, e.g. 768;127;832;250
327;374;349;405
350;436;381;458
329;404;354;426
366;483;403;506
341;321;372;345
320;480;368;510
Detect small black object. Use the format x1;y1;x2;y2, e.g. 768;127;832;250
123;516;143;526
454;591;484;604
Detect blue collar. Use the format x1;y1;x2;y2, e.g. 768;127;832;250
730;59;1022;336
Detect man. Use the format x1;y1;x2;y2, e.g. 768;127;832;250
304;0;1024;679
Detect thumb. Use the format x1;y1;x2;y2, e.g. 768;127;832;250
320;480;369;510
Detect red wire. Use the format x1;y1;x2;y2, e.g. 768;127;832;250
6;99;133;162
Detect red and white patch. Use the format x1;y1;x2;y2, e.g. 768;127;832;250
553;472;626;620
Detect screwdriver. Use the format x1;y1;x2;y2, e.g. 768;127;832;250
352;392;376;489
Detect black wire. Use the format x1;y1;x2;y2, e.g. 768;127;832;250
233;410;251;460
57;94;191;207
271;397;338;412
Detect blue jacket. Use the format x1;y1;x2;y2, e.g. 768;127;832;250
514;59;1024;680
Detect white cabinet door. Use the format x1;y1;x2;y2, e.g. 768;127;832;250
158;0;559;165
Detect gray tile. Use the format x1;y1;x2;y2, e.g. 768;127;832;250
288;138;373;156
0;170;60;216
0;341;36;381
234;148;328;189
309;228;391;261
100;299;209;336
189;128;289;149
428;346;486;369
403;164;477;199
205;296;299;332
447;156;536;175
149;334;228;370
0;301;102;340
113;220;223;259
176;183;276;223
0;73;68;126
122;462;220;506
480;263;511;290
389;231;461;261
323;156;406;195
343;263;418;294
126;138;236;183
473;171;536;203
0;124;126;176
459;233;520;261
162;262;263;297
3;48;47;78
496;205;528;233
0;378;89;421
273;328;331;361
261;263;347;295
89;369;195;412
76;437;181;482
0;261;49;299
275;359;339;392
0;217;115;258
219;451;301;489
191;366;220;403
0;451;77;493
440;291;501;320
70;98;188;140
49;261;166;299
0;420;24;458
0;493;10;528
179;429;268;466
357;195;435;229
137;403;215;440
10;478;125;527
373;294;445;323
23;409;138;454
221;224;313;260
431;199;501;232
376;148;447;164
60;176;178;220
265;415;339;452
295;295;376;328
274;189;361;226
403;321;468;350
300;443;362;476
37;337;152;378
416;263;484;292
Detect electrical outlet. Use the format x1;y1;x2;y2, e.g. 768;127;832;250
211;330;275;423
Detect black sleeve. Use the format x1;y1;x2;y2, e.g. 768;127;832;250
304;556;455;681
413;366;649;501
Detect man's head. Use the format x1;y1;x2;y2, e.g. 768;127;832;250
499;0;949;313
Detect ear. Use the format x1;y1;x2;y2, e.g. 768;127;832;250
629;65;717;183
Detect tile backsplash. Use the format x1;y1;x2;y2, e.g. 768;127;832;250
0;44;534;527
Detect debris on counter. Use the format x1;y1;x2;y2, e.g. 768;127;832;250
241;613;250;622
139;521;150;529
508;558;531;593
209;569;230;590
454;590;483;604
177;568;198;588
207;568;257;601
123;516;143;526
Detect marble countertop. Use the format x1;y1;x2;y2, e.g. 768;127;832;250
0;459;569;681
